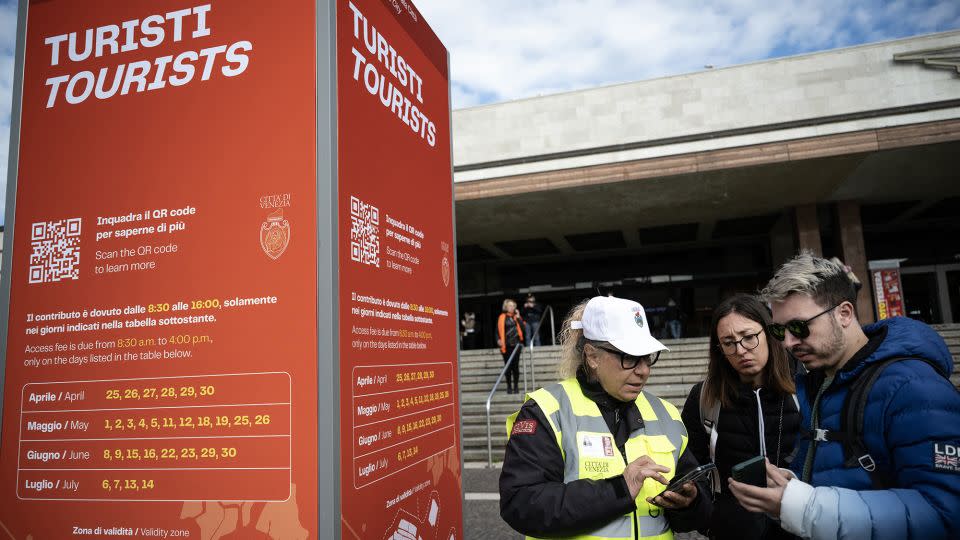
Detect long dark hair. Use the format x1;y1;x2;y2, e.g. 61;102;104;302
704;294;795;407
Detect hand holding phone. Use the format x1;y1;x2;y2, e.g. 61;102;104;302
731;455;767;487
663;462;716;493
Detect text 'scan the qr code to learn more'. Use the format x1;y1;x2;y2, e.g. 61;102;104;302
28;218;82;284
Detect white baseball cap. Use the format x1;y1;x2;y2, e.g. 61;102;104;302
570;296;668;357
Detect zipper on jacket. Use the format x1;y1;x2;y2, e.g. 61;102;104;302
615;438;639;540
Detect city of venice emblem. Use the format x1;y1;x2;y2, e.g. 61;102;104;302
260;210;290;260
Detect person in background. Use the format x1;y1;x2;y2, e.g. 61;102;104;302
729;252;960;539
500;296;711;538
681;294;800;539
665;298;682;339
497;298;524;394
521;293;544;346
460;311;477;350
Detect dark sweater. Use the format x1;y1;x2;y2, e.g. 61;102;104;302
680;380;800;540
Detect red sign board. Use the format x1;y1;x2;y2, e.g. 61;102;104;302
2;0;461;538
336;0;462;539
872;268;906;320
1;1;318;538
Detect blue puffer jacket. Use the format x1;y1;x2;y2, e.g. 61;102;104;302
788;317;960;539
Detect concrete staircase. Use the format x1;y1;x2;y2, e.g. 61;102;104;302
459;337;714;466
934;323;960;388
459;324;960;467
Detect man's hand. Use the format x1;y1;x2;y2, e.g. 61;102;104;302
647;481;697;509
728;459;790;517
623;456;670;498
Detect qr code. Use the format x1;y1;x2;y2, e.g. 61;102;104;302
29;218;82;284
350;196;380;267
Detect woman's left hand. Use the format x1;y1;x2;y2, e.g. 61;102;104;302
646;481;697;509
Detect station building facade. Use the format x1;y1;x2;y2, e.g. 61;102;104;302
452;30;960;347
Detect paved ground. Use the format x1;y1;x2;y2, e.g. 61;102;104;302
464;498;521;540
462;466;705;540
463;468;520;540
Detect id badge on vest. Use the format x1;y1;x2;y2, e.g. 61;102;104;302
578;433;619;477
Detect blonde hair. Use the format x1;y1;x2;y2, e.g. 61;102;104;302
502;298;517;312
557;299;590;379
760;251;859;315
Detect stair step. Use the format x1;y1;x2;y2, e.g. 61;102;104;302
459;343;711;360
458;358;713;374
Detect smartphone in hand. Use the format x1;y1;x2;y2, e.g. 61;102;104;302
662;463;716;493
731;455;766;487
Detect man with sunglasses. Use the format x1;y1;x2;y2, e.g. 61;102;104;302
500;296;711;539
729;252;960;539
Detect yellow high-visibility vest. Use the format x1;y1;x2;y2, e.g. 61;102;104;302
506;378;688;540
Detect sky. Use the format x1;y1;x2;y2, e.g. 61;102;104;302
0;0;959;221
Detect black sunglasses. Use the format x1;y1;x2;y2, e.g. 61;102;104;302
593;345;660;369
766;304;838;341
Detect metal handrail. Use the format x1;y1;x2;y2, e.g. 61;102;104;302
524;305;556;391
485;342;524;467
484;305;557;467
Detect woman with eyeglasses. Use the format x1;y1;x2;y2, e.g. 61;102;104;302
499;296;711;539
679;293;800;539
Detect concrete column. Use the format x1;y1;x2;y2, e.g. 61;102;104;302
936;270;953;324
835;201;874;324
794;204;822;256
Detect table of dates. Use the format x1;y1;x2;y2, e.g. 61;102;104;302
17;372;291;501
352;362;456;488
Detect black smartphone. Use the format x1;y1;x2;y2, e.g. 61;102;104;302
731;455;767;487
662;463;716;493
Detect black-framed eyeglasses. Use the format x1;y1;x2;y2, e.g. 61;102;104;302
717;331;763;355
767;304;839;341
593;345;660;369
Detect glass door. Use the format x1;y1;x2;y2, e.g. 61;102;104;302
946;271;960;325
901;272;942;324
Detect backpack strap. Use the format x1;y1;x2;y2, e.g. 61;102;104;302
839;357;894;488
698;383;722;493
808;356;945;489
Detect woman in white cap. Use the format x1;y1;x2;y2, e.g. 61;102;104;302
499;296;711;539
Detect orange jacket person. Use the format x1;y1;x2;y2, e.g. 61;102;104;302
497;299;524;394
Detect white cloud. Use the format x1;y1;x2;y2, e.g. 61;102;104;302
1;0;16;222
414;0;960;108
0;1;956;221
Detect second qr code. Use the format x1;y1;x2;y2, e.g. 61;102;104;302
350;196;380;268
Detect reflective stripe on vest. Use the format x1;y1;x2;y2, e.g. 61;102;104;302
507;379;688;540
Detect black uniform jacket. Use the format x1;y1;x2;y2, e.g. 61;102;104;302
499;372;712;538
